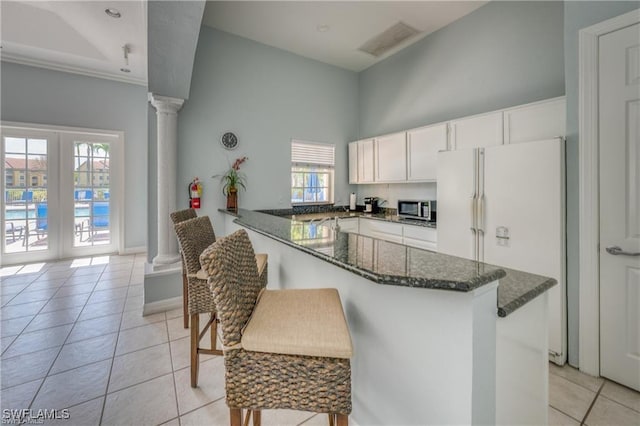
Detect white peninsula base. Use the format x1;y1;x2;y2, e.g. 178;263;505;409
225;216;549;425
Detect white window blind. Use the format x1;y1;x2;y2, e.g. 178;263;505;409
291;140;335;166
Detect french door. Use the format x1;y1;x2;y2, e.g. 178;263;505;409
1;125;121;265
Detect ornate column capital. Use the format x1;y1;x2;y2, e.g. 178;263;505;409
148;93;184;115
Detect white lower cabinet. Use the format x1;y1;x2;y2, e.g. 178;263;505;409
358;219;403;244
356;218;437;251
402;225;437;251
338;217;359;233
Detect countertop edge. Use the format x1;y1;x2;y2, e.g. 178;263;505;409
497;277;557;317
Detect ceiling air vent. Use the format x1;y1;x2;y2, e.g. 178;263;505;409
358;21;420;57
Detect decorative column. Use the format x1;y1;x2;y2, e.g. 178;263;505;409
149;93;184;269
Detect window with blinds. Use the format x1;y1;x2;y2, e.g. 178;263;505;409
291;140;335;205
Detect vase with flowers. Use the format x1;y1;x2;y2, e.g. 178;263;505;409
213;156;248;210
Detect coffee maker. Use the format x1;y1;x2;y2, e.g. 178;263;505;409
364;197;379;213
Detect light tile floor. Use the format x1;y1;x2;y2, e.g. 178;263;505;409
549;361;640;425
1;254;639;425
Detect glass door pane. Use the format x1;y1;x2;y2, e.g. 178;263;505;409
73;141;111;247
3;136;49;253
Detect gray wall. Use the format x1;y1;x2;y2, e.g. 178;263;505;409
177;27;359;230
358;1;565;138
1;62;148;251
148;0;205;99
356;1;565;210
563;1;639;367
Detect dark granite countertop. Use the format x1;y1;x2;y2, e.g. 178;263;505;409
220;208;555;317
257;206;437;229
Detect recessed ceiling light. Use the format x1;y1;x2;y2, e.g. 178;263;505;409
120;68;130;73
317;24;330;33
105;8;121;18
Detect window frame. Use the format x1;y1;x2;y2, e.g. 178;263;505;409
290;140;335;206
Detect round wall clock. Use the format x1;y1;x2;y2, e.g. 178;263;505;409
221;132;238;150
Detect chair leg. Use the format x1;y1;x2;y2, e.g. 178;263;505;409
210;313;217;351
252;410;261;426
182;273;189;329
336;414;348;426
328;414;335;426
190;313;199;388
230;408;242;426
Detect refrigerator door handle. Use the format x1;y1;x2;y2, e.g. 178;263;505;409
470;194;477;232
477;194;485;234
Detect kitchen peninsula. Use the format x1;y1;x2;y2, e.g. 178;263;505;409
221;208;555;425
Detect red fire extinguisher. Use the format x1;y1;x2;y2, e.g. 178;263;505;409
189;177;202;209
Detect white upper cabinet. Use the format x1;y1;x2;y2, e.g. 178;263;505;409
348;142;358;184
449;111;503;150
347;97;564;184
407;123;448;182
357;138;375;183
375;132;407;182
503;97;566;144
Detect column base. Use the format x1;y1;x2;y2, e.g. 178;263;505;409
152;253;182;271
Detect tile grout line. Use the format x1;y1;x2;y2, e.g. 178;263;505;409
1;274;107;359
164;312;181;424
26;265;110;409
597;391;640;415
580;380;606;425
174;396;227;423
2;273;80;362
96;263;135;426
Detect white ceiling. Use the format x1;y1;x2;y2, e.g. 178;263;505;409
1;1;147;85
202;1;488;72
0;1;488;85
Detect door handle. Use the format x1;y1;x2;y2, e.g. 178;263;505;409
605;246;640;256
470;195;477;232
476;194;485;234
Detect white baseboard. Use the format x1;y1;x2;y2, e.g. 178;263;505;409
121;246;146;255
143;296;182;316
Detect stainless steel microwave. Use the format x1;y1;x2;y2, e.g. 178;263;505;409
398;200;437;221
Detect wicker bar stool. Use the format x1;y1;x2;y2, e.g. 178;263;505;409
200;229;353;426
170;208;197;329
175;217;269;388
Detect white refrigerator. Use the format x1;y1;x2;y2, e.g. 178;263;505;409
437;138;566;365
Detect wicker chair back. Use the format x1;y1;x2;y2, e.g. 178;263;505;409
200;229;262;349
174;216;216;275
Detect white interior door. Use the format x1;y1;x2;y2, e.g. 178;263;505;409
599;22;640;392
483;139;566;364
436;149;478;260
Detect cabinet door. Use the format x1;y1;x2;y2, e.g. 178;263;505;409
403;225;437;251
450;111;503;150
375;132;407;182
503;97;566;144
357;139;375;183
359;219;403;243
407;123;448;181
339;217;359;233
348;142;358;184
